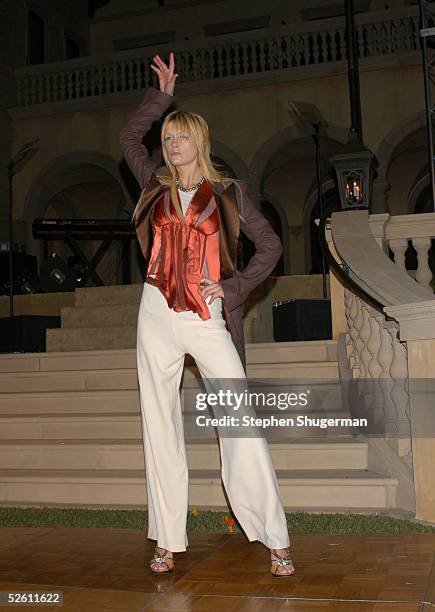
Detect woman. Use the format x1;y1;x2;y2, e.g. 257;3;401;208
120;52;294;577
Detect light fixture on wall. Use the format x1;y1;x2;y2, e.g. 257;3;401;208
329;132;377;211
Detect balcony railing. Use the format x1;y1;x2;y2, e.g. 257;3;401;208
15;6;419;107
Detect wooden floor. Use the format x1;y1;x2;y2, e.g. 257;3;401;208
0;529;433;611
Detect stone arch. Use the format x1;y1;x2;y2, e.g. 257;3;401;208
303;178;338;274
408;166;430;214
22;150;133;272
249;124;348;274
249;123;349;195
262;189;290;274
210;140;250;181
23;150;133;220
375;111;427;182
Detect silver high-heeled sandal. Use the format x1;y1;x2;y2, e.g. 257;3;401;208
270;548;295;577
150;547;174;573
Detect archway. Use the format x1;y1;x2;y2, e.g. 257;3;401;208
22;151;131;286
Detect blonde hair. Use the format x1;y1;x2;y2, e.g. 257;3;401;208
156;110;230;220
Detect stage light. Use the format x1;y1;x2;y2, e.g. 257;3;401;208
39;253;78;293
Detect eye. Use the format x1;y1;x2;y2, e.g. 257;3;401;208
163;134;173;142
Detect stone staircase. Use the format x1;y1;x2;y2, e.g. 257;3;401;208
0;341;399;512
44;278;325;350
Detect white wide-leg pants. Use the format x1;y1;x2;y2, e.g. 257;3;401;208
136;281;290;552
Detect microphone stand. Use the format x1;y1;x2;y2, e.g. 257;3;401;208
287;102;328;299
6;139;39;318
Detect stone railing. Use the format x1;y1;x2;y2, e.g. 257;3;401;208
379;213;435;291
327;210;435;523
14;6;418;107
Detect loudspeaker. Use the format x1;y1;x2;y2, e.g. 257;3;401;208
0;252;37;286
273;299;332;342
0;315;61;353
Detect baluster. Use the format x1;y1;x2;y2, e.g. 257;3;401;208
411;16;419;50
270;38;279;70
119;61;126;91
278;37;287;69
239;41;248;74
16;79;23;106
215;46;224;77
359;304;371;379
412;237;433;289
368;24;376;55
367;307;382;379
95;66;103;94
223;45;233;76
336;27;344;60
196;48;204;79
399;19;409;51
348;292;359;369
389;238;408;271
353;298;365;378
59;72;65;100
52;73;59;101
20;78;28;106
391;19;400;53
65;72;72;99
103;65;109;93
344;289;355;364
388;323;410;432
287;35;296;67
29;76;36;104
22;78;29;105
257;40;266;72
143;59;151;87
357;25;365;57
73;69;79;97
377;318;396;427
319;30;327;62
38;75;44;103
299;33;309;66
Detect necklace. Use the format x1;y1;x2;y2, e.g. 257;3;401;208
176;175;205;192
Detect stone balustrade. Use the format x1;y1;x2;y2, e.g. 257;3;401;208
14;6;418;107
368;212;435;291
328;209;435;522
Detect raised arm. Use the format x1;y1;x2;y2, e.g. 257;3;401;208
119;53;178;189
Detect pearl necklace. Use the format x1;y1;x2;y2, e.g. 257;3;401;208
176;175;205;192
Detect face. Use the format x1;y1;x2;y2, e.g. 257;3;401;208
163;126;199;168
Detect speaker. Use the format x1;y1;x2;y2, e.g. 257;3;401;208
0;315;61;353
273;299;332;342
0;252;37;284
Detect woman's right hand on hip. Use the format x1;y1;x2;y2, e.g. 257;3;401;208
151;52;178;96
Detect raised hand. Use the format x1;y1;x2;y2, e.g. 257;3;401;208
150;52;177;96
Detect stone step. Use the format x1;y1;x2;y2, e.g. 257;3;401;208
0;391;139;415
0;342;338;373
61;303;140;328
61;301;276;331
46;325;137;351
0;439;368;471
0;405;350;441
0;468;398;510
74;283;143;307
0;362;339;393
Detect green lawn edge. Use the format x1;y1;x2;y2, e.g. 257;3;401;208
0;507;434;534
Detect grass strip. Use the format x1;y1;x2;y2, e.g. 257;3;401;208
0;507;433;534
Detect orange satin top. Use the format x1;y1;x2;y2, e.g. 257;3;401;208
145;179;221;320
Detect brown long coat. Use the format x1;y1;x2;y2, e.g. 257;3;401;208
120;87;282;373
